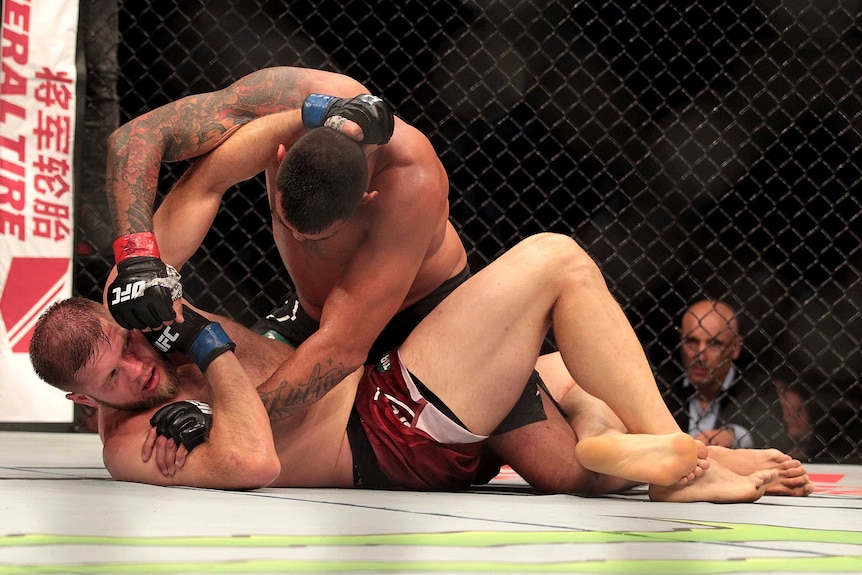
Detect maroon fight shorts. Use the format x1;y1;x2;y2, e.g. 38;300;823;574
353;350;486;490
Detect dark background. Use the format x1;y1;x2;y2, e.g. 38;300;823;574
73;0;861;460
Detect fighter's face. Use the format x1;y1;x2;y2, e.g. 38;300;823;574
74;320;180;411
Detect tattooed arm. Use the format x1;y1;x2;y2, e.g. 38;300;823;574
105;66;369;237
258;362;356;423
199;302;357;423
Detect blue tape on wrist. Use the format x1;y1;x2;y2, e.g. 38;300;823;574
302;93;336;130
188;322;236;372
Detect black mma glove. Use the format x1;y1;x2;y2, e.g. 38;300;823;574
150;400;212;451
108;232;182;330
302;93;395;144
146;305;236;372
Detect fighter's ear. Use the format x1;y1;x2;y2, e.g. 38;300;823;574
66;393;98;408
277;144;288;163
360;190;379;204
729;338;742;360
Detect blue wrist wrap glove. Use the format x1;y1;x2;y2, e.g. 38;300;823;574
146;305;235;372
302;93;395;144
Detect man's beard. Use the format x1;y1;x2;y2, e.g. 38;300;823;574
100;360;182;412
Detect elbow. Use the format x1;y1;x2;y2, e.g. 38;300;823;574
107;123;131;151
231;450;281;489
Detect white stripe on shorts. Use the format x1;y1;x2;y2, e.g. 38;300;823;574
395;350;487;444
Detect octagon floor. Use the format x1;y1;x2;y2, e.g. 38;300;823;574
1;431;860;575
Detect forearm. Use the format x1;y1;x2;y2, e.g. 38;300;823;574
152;195;217;271
203;352;280;486
257;332;365;423
194;307;295;387
106;123;165;237
152;161;229;270
105;84;261;238
150;304;278;476
134;352;280;490
106;101;239;238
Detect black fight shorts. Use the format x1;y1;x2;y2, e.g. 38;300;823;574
251;266;471;362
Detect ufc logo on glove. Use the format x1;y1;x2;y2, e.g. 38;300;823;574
154;327;180;353
110;280;146;304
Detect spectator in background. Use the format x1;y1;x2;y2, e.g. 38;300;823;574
773;373;812;460
658;299;786;449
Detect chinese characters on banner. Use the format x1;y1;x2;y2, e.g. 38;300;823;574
1;0;79;422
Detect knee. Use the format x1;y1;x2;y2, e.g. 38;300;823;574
526;233;603;287
520;233;590;265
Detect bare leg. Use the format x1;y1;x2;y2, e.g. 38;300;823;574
541;347;796;500
543;240;681;435
483;355;681;495
401;235;776;502
708;446;813;496
545;357;795;502
404;234;680;436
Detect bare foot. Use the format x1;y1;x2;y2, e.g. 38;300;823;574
649;458;776;503
708;446;813;496
761;459;814;496
575;432;699;487
707;446;788;473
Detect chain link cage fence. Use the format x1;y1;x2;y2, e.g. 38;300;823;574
74;0;860;462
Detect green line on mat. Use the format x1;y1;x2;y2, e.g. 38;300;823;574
0;556;861;574
1;520;860;547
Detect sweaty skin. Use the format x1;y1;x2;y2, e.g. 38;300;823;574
103;70;808;499
150;110;467;423
105;67;467;425
89;234;804;499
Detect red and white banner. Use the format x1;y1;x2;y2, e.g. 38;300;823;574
0;0;78;422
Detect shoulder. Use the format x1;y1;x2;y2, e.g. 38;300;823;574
388;119;439;158
99;406;145;441
373;120;447;195
99;408;156;470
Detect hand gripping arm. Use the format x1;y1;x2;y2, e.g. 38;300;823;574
302;93;395;144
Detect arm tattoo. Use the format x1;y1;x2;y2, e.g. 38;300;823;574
259;362;351;424
107;67;307;236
